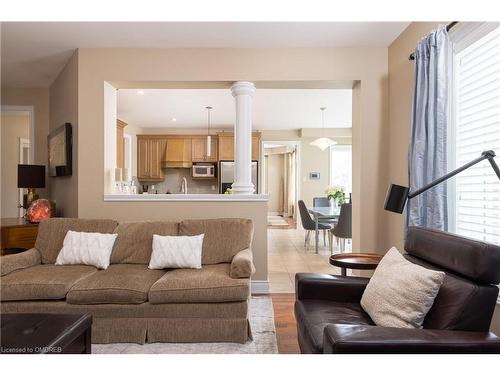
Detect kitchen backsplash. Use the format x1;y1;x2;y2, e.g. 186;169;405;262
140;168;218;194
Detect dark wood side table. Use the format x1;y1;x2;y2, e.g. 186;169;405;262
329;253;383;276
1;218;39;256
0;313;92;354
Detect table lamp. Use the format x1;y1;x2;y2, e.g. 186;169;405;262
18;164;46;209
384;150;500;214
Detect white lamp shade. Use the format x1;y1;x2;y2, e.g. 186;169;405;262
310;137;337;151
206;135;211;157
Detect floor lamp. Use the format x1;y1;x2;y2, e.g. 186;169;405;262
384;150;500;214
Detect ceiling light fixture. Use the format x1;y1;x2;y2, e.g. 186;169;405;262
206;106;213;158
310;107;337;151
137;90;145;95
171;117;177;122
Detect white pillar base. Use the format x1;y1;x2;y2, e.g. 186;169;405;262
231;182;255;195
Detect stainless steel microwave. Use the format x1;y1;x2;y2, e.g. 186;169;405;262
192;164;215;178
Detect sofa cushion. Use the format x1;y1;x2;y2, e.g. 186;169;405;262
148;264;250;304
0;264;97;301
36;218;119;264
67;264;165;305
294;299;374;354
179;219;253;264
110;221;179;264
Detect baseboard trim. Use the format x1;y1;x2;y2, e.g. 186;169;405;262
251;280;270;294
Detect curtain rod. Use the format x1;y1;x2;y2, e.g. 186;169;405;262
408;22;458;61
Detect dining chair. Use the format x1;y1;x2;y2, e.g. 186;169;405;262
330;203;352;253
312;197;338;226
298;200;332;248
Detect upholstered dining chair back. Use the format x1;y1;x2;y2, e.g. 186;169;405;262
331;203;352;239
298;200;316;231
313;197;330;207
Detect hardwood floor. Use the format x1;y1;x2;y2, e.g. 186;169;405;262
271;293;300;354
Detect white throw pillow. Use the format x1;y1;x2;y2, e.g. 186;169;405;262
360;247;445;329
149;234;204;270
55;230;118;269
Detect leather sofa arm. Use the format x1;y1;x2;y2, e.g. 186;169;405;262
1;248;41;277
323;324;500;354
295;273;369;302
230;248;256;278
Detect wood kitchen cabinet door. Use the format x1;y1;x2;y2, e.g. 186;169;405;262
137;137;165;181
218;135;234;160
149;138;165;179
192;137;218;162
137;137;150;180
218;135;259;161
191;138;206;162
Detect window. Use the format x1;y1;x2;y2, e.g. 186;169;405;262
329;145;352;197
450;25;500;245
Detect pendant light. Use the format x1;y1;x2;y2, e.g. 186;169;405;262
206;106;212;157
310;107;337;151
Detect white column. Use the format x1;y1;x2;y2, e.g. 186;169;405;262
231;81;256;194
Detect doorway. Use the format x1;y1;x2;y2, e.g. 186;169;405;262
262;141;300;229
1;106;34;218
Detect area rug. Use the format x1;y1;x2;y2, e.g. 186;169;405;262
92;296;278;354
267;215;289;227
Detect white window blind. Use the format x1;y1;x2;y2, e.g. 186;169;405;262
453;26;500;245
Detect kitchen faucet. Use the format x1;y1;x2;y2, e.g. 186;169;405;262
180;177;188;194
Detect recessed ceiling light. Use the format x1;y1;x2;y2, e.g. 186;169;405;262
171;118;177;122
137;90;144;95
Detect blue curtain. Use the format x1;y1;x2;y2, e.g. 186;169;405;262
406;25;451;232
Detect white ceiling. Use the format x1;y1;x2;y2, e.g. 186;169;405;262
1;22;409;88
117;88;352;130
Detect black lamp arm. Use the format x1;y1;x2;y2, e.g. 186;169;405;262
408;150;500;199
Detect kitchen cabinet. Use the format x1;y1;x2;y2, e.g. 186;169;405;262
217;132;261;161
137;136;165;181
116;119;127;169
192;137;218;162
218;134;234;161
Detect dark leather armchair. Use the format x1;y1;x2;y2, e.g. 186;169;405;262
295;226;500;353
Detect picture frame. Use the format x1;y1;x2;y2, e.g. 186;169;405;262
48;122;72;177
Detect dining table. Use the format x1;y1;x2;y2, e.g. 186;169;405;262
308;205;341;253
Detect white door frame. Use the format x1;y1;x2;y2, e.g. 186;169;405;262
1;105;35;163
261;140;301;218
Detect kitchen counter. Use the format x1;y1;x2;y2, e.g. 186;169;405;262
104;194;268;202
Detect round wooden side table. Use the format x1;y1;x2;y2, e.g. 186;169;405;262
329;253;383;276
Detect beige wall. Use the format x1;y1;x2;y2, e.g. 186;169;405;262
1;88;50;199
1;113;29;217
66;47;388;284
387;22;500;335
49;52;79;217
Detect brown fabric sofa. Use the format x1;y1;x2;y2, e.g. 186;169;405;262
0;217;255;344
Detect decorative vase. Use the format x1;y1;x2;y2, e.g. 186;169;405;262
329;197;338;209
26;198;52;223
